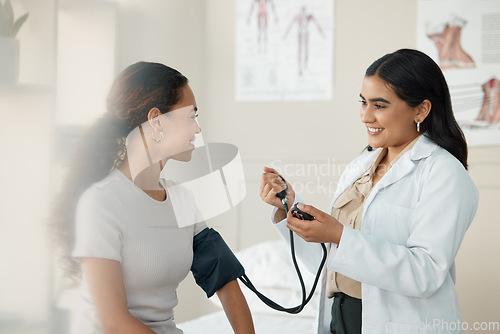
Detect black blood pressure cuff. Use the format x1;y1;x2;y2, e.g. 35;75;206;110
190;228;245;298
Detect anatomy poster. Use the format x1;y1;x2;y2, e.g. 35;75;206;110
417;0;500;146
235;0;334;101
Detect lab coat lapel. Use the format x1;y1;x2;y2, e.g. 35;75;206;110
370;156;415;196
332;149;381;203
364;135;438;210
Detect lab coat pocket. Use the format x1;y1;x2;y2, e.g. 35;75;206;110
372;203;413;245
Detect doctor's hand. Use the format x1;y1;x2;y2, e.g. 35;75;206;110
260;166;295;211
286;204;344;244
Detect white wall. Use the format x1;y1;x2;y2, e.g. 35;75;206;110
0;0;57;330
114;0;207;108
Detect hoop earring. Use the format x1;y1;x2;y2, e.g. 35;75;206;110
152;130;163;143
416;121;420;133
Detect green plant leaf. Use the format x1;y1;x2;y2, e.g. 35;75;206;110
0;2;9;37
4;0;14;30
3;0;14;36
11;12;28;38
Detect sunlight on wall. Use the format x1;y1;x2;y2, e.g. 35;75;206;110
0;0;117;333
56;1;117;126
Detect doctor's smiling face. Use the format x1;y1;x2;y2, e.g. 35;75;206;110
359;75;424;157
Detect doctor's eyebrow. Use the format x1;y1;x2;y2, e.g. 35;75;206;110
359;94;391;104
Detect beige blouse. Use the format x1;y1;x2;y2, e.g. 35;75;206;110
327;136;420;299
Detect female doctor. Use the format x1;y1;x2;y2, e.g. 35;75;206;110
260;49;479;334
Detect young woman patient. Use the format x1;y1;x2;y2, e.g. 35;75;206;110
50;62;255;334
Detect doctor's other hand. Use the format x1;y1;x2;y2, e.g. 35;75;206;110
260;166;295;211
286;204;343;244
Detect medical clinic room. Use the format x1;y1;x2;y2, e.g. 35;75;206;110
1;0;500;333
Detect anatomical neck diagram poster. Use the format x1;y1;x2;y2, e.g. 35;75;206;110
418;0;500;146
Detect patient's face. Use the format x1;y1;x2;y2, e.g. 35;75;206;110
163;85;202;162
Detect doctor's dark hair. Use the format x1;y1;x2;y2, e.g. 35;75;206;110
48;62;188;283
365;48;468;170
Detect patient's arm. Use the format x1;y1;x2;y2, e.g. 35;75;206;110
216;279;255;334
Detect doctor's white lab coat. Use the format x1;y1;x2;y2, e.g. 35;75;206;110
273;135;479;334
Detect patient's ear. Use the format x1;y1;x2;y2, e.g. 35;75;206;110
415;99;431;123
148;108;162;129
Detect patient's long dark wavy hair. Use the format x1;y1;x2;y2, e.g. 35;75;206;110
49;62;188;282
365;48;468;170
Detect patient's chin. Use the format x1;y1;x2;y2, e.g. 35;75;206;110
172;150;193;162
